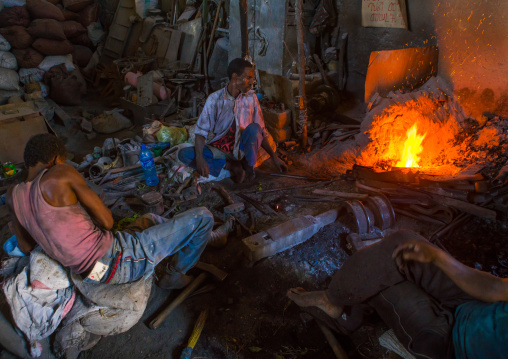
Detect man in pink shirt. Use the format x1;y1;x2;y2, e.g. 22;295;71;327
7;134;213;289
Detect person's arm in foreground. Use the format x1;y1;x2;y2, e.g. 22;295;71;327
261;137;288;173
195;134;209;177
393;240;508;302
63;165;114;230
6;187;37;254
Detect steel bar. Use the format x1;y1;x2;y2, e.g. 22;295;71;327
246;180;334;195
312;189;368;199
270;174;330;181
295;0;308;147
206;0;223;59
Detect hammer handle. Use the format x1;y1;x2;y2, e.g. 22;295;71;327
149;273;208;329
215;186;234;205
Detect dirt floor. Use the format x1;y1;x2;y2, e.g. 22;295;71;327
1;93;507;359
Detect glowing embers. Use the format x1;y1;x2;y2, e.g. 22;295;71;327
395;124;426;168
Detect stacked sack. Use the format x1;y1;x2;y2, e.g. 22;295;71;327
0;0;101;105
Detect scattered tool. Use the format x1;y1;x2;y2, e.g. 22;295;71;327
317;322;349;359
195;262;228;281
149;263;228;329
149;273;208;330
235;192;279;217
180;310;209;359
214;186;245;213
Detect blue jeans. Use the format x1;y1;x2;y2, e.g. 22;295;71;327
86;207;213;285
178;123;264;176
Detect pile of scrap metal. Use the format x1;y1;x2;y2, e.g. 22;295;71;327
89;0;228;124
75;127;219;221
350;164;508;247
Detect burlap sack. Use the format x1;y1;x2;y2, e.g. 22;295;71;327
78;2;97;27
50;75;81;105
26;0;65;21
33;38;74;55
0;6;30;27
57;4;79;20
45;63;81;105
62;0;92;12
11;48;44;68
62;20;86;38
0;26;33;49
27;19;67;41
70;33;93;48
71;44;92;67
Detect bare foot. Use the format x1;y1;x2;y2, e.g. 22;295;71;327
287;287;343;319
287;287;322;308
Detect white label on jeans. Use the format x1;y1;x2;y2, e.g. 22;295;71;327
86;261;109;282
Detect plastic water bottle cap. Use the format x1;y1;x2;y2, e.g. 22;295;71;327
141;144;147;150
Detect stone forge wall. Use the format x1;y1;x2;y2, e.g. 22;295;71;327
338;0;508;115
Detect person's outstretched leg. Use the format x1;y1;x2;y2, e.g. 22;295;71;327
107;207;214;285
178;146;226;177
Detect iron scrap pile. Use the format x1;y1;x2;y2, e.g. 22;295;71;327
350;163;508;248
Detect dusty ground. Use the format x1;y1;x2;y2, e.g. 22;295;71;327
1;93;506;359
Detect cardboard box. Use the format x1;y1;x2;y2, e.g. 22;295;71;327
0;101;54;164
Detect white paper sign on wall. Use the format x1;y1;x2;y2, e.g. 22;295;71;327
362;0;408;29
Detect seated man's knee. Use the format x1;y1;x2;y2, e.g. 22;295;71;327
186;207;214;229
178;147;196;164
244;123;262;135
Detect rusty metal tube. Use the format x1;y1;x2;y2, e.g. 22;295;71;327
295;0;308;147
239;0;249;58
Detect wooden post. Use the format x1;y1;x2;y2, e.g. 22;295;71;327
295;0;308;147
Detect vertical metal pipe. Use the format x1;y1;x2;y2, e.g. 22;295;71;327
239;0;249;58
296;0;308;147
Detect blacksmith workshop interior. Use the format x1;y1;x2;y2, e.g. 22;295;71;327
0;0;507;358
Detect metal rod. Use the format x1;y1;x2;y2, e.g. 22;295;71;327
245;180;334;195
239;0;249;58
295;0;308;147
206;0;223;59
269;173;329;181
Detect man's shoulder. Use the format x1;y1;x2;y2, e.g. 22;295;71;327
45;163;79;182
207;88;226;102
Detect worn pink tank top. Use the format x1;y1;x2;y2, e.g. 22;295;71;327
12;169;113;274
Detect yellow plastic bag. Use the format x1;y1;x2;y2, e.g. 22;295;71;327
156;126;188;147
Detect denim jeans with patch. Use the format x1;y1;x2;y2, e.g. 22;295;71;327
85;207;213;285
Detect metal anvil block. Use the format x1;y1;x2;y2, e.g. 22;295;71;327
242;210;338;263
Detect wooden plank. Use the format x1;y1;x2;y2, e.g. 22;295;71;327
165;30;182;63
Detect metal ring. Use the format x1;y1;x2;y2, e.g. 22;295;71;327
365;195;396;230
339;200;372;235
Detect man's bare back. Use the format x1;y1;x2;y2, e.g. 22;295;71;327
7;163;113;254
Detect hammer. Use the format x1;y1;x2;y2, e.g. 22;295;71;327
214;186;245;214
149;262;228;330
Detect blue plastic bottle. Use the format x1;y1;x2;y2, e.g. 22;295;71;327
139;144;159;186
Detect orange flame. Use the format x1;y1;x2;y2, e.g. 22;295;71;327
396;124;426;167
